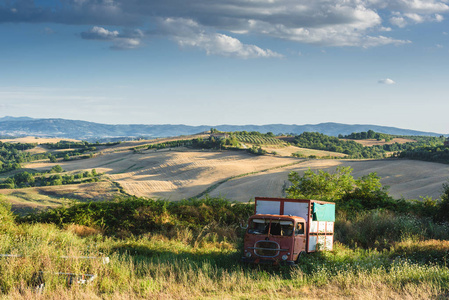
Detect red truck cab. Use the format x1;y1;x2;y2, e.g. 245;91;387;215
242;197;335;265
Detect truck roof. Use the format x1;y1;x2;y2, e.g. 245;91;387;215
249;214;306;222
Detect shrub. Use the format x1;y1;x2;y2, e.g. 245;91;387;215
0;198;16;233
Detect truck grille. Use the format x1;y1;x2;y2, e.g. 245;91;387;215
254;241;280;257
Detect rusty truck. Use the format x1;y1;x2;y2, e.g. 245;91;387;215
241;197;336;265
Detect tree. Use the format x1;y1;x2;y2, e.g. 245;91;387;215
286;167;389;205
51;165;64;173
286;167;355;201
437;181;449;222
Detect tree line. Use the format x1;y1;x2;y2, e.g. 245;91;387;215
293;131;447;160
0;166;100;189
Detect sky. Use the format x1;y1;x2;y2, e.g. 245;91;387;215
0;0;448;133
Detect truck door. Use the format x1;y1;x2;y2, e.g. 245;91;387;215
294;221;306;258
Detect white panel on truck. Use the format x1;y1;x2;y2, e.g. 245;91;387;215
327;222;334;233
283;202;309;220
325;236;333;250
310;221;318;233
318;221;327;233
308;236;317;251
317;235;326;250
256;200;281;215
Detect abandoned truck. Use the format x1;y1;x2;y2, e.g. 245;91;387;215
242;197;335;265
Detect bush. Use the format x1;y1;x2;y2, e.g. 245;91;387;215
335;210;449;249
0;198;15;233
19;196;254;237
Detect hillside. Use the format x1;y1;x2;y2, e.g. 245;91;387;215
12;144;449;206
0;117;444;140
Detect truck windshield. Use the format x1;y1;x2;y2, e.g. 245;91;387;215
247;219;293;236
248;219;269;235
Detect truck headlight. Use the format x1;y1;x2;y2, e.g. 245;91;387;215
281;255;288;261
246;252;252;258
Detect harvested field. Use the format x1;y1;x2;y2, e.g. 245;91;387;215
210;159;449;201
17;146;449;204
0;181;121;213
0;136;80;144
341;138;416;147
262;145;347;158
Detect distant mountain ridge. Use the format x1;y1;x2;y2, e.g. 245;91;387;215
0;116;445;141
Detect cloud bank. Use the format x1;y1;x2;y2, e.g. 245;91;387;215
2;0;449;56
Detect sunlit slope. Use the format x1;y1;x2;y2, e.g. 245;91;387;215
23;145;449;202
210;159;449;201
24;147;300;200
0;181;121;213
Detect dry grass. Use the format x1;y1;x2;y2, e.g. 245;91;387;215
340;138;416;147
211;159;449;201
0;137;80;144
0;181;122;213
65;224;104;237
262;145;347;158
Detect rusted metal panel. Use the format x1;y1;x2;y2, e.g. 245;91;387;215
244;197;336;264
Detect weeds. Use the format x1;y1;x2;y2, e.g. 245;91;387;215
1;196;449;298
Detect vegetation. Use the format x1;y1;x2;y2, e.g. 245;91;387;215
231;131;284;146
1;183;448;298
340;129;392;141
20;196;254;236
0;141;38;173
1;134;449;298
287;167;449;222
44;140;120;149
0;168;101;189
293;131;447;160
397;146;449;164
293;132;388;158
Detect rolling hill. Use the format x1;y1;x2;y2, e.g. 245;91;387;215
8;140;448;210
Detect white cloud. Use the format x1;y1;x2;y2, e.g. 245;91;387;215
390;10;446;27
378;78;396;84
158;18;283;58
435;14;444;22
81;26;119;40
2;0;449;52
390;16;408;27
81;26;142;49
111;38;141;50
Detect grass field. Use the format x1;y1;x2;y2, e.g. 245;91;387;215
1;197;448;299
210;159;449;201
341;137;416;147
0;181;121;213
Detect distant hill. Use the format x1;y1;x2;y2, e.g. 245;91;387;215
0;116;35;122
0;117;445;141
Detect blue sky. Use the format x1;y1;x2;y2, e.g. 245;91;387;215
0;0;448;133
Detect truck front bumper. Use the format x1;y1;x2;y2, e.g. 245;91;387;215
241;257;295;266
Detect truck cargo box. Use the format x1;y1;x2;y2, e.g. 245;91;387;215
254;197;335;252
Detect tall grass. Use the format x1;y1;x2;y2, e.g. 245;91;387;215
335;209;449;249
1;198;449;299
